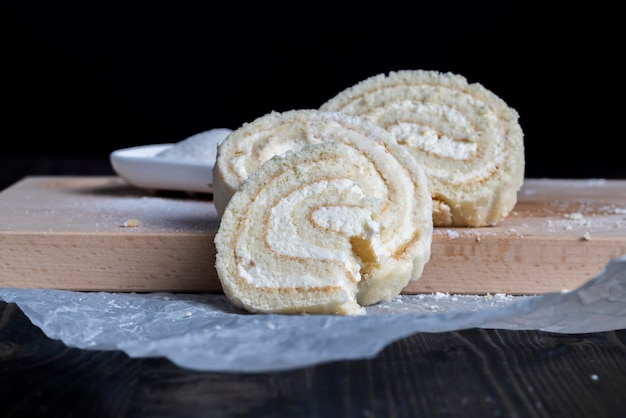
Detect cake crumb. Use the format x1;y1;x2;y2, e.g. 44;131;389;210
122;218;142;228
564;212;584;220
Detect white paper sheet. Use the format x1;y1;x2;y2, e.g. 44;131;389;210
1;255;625;373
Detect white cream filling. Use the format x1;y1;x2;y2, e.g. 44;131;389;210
236;179;382;288
235;249;348;289
390;122;477;160
311;206;380;237
267;179;370;260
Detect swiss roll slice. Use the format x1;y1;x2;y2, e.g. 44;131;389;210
214;110;432;315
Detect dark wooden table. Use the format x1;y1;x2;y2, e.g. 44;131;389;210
2;158;625;418
1;301;625;418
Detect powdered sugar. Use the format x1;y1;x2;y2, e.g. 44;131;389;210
156;128;232;163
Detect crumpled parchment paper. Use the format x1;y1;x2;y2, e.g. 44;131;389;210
1;255;625;373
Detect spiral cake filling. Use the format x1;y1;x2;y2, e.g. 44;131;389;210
214;110;433;315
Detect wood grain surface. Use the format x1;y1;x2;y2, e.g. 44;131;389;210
1;301;625;418
1;176;625;294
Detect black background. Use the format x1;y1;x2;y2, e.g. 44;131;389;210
2;1;624;189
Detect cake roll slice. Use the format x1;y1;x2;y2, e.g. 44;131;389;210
214;121;433;315
320;70;525;227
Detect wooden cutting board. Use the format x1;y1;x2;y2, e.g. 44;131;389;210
1;176;625;295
